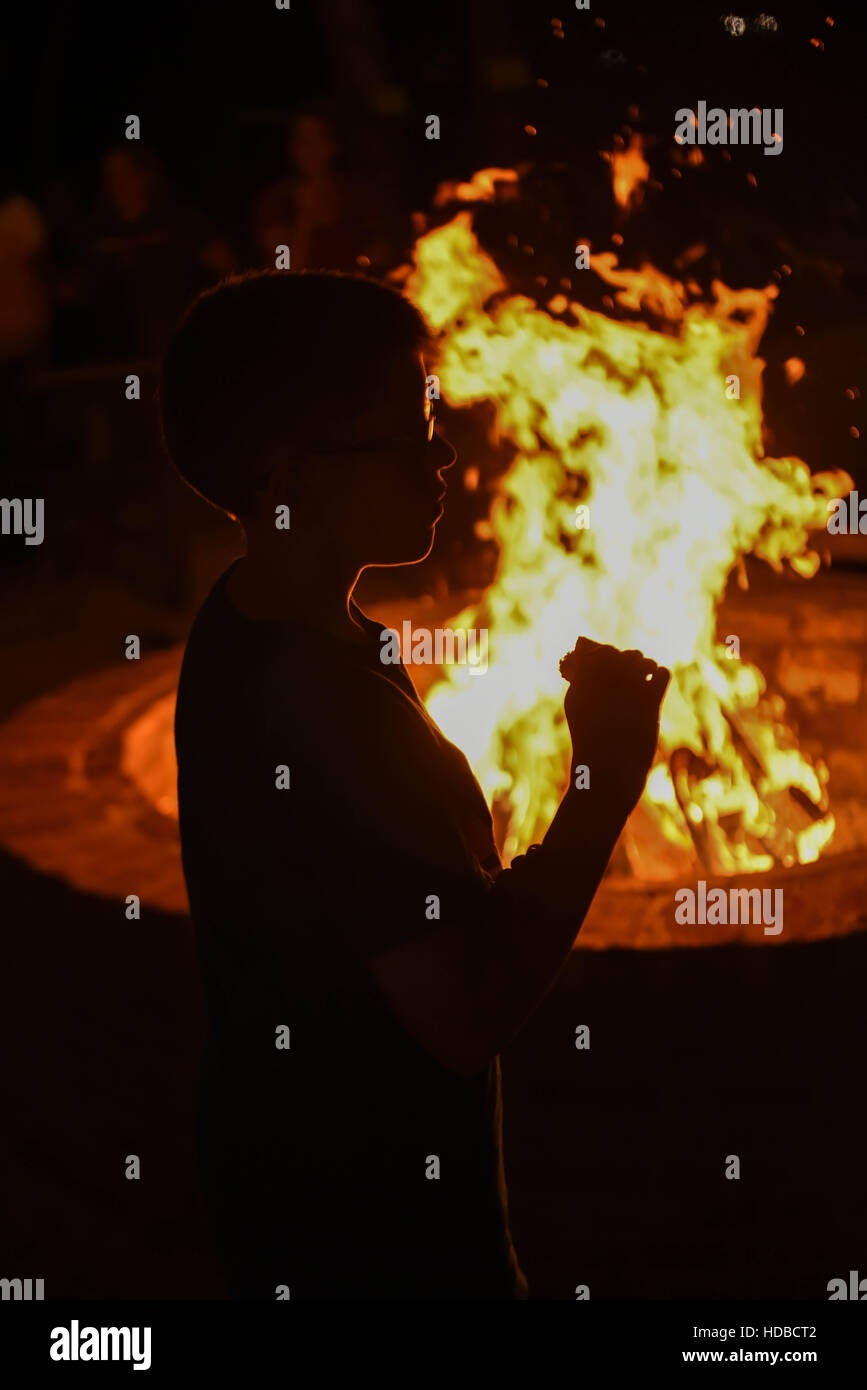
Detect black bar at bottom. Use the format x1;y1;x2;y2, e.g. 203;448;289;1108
0;1299;863;1376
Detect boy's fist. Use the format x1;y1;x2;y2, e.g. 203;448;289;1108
560;637;670;815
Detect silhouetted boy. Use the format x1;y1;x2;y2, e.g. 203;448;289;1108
160;270;668;1299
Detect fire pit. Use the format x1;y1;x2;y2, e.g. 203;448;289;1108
0;568;864;948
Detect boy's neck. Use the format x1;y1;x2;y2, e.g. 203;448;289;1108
224;550;368;644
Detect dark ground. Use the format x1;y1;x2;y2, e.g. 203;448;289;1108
2;831;863;1301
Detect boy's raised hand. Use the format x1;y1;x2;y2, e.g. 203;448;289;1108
560;636;671;818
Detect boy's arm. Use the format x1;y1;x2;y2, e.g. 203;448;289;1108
366;641;670;1078
366;783;628;1079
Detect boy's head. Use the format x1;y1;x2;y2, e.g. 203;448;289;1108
158;270;456;566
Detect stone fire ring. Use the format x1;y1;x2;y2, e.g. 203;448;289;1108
1;647;865;950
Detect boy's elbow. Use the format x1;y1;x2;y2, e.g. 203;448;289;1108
386;1008;497;1081
367;941;498;1081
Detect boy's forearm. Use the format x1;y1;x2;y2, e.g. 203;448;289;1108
542;781;634;873
473;786;632;1060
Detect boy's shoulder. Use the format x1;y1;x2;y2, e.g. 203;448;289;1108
176;570;405;737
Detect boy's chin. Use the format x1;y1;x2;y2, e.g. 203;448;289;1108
368;523;438;568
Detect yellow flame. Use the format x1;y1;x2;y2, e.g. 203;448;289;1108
407;201;852;876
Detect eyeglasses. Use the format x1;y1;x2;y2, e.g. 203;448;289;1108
309;407;439;458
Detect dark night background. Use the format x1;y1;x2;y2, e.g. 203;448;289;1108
1;0;865;1300
3;0;866;621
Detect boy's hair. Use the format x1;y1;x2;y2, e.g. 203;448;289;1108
158;270;432;520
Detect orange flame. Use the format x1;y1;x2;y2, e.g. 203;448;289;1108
432;167;519;207
406;196;852;878
603;135;650;210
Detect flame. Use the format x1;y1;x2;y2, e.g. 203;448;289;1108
432;167;519;207
603;135;650;210
406;201;852;877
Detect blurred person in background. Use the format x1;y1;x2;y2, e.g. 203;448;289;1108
0;188;52;370
80;144;235;362
249;111;399;273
